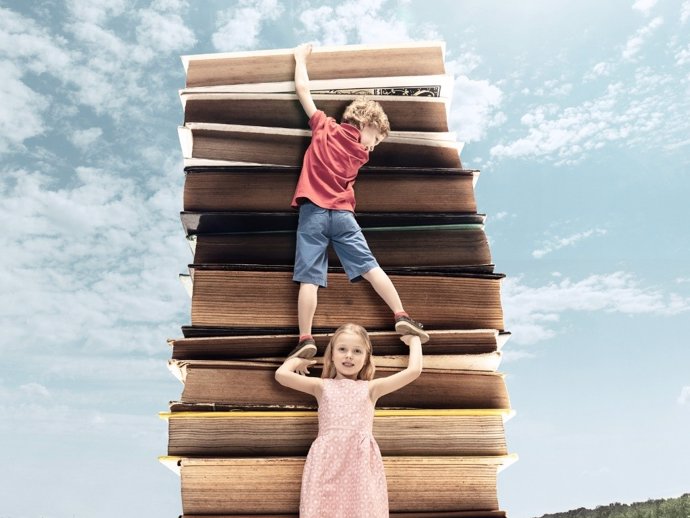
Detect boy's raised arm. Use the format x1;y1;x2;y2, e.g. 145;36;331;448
294;43;318;119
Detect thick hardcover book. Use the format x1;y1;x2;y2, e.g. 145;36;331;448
162;455;516;514
182;41;446;88
169;329;509;359
183;212;483;235
189;267;505;331
178;123;463;169
168;360;510;409
188;226;491;271
182;166;478;213
181;513;507;518
180;73;454;98
181;93;450;132
162;409;511;456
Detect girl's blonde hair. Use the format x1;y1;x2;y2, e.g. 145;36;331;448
341;97;390;138
321;323;375;381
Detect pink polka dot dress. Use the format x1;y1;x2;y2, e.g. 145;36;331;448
300;378;389;517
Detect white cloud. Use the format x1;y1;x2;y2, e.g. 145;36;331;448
0;7;72;76
0;383;161;438
632;0;658;15
451;75;503;142
501;349;536;363
0;60;49;153
446;51;482;76
70;127;103;150
675;45;690;65
299;0;412;46
66;0;128;24
212;0;283;51
136;9;196;55
489;75;674;165
503;272;690;345
494;211;509;221
532;79;573;98
588;62;611;80
488;10;690;166
532;228;607;259
151;0;190;10
682;1;690;24
0;158;188;355
676;277;690;284
67;0;128;23
19;382;52;399
0;4;196;129
678;386;690;405
622;16;663;61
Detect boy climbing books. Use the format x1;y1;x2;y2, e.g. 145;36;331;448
288;43;430;359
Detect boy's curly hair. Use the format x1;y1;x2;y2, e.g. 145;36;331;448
341;97;390;138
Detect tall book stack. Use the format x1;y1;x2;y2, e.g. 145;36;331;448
160;42;516;517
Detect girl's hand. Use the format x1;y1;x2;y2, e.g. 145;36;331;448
288;357;317;376
399;334;422;347
294;43;313;61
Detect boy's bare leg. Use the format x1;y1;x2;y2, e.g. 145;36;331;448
298;282;319;337
362;266;430;343
287;282;319;359
361;267;404;313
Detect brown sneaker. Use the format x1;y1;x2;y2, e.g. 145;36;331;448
394;315;430;344
287;338;317;359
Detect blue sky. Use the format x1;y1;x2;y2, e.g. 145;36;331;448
1;0;689;516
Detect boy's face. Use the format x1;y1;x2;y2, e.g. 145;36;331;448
360;124;384;152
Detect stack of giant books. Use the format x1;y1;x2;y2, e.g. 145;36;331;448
160;42;516;517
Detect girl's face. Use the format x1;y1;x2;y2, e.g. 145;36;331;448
331;331;368;380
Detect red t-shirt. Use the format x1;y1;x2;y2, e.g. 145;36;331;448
291;110;369;211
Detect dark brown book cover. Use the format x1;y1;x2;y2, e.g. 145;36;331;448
170;455;512;514
183;166;478;213
182;93;449;132
182;42;446;88
182;211;484;234
170;360;510;409
189;267;505;331
169;329;508;359
190;226;491;270
179;123;463;169
164;409;509;456
182;512;507;518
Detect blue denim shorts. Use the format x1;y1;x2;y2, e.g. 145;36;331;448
293;201;379;287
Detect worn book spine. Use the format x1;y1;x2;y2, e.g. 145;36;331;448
190;269;505;331
182;93;450;132
170;329;506;359
191;228;491;270
172;455;512;514
179;124;463;169
163;410;509;456
173;361;510;409
183;168;478;213
182;42;446;87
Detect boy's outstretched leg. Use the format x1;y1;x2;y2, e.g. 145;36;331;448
288;282;319;359
361;267;430;343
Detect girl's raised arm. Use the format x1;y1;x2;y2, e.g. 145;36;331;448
369;335;423;403
275;357;323;397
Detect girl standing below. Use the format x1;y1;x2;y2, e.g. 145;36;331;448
275;323;423;518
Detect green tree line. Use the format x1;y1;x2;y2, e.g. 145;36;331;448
535;494;690;518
